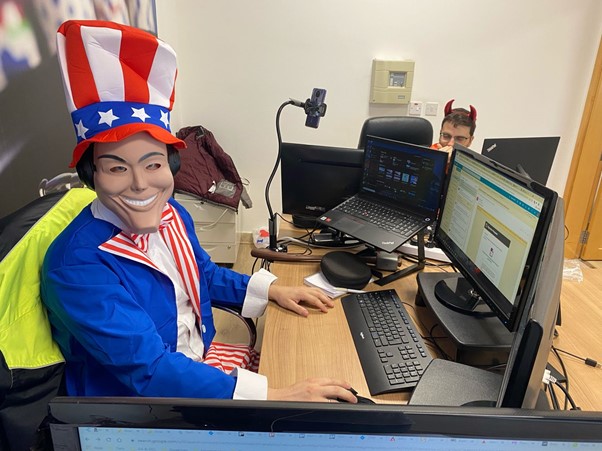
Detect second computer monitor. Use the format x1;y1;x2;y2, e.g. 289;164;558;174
435;145;558;332
280;142;364;228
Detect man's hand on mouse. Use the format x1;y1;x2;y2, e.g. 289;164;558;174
267;378;357;403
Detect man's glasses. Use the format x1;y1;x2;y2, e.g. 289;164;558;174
440;132;470;144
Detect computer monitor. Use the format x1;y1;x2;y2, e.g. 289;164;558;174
410;145;562;408
46;397;602;450
280;142;363;228
434;145;558;332
497;195;564;408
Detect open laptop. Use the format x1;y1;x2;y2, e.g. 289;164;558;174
47;397;602;450
318;135;448;253
482;136;560;186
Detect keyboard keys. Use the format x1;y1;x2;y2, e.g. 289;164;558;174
342;289;433;395
335;197;423;235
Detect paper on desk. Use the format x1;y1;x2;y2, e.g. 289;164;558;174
304;272;347;298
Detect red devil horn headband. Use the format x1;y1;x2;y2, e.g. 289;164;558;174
469;105;477;122
444;99;477;122
444;99;455;116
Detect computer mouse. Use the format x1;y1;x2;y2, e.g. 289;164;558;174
356;394;376;404
336;387;376;404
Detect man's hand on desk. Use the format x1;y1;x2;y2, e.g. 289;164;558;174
268;285;334;317
267;378;357;403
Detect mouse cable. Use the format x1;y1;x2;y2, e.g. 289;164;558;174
425;323;453;361
401;302;447;341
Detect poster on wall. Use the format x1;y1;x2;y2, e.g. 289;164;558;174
0;0;156;217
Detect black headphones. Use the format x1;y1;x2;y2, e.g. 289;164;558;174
76;143;181;190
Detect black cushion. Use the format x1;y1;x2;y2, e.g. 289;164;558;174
320;251;371;290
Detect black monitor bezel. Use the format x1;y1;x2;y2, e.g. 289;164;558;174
280;142;364;221
434;145;557;331
47;397;602;443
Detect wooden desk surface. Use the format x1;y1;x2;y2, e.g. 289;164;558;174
255;239;602;411
258;257;423;404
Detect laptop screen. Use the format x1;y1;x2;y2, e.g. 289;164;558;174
481;136;560;186
361;136;448;217
47;398;602;450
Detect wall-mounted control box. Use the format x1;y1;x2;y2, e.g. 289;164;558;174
370;59;415;105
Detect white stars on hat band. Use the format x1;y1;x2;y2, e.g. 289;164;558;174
98;109;120;127
131;107;150;122
71;101;171;144
75;120;89;139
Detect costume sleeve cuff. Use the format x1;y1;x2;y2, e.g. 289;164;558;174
231;368;268;400
241;268;276;318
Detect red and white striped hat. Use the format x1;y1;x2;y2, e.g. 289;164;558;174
56;20;186;167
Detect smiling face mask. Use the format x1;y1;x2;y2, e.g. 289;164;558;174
93;133;174;234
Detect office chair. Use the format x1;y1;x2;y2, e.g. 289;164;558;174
0;188;95;450
357;116;434;148
0;186;256;450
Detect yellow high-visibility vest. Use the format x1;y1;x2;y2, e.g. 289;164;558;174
0;188;95;369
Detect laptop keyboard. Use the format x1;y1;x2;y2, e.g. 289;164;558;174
336;197;423;236
342;289;433;395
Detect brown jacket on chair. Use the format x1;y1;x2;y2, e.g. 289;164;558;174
175;126;248;211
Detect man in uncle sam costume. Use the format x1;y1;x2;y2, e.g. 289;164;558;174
42;20;357;402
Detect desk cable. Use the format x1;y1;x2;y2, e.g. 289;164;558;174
545;346;600;410
543;368;580;410
552;346;600;369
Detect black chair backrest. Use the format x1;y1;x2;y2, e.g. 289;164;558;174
357;116;434;149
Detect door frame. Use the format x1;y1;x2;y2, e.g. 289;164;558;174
563;36;602;259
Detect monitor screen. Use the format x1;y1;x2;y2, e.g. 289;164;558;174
280;142;363;228
47;398;602;450
434;145;557;332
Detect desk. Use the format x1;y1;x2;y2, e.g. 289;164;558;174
254;237;602;410
259;256;419;404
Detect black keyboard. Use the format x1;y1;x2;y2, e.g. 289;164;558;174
342;289;433;395
336;197;423;235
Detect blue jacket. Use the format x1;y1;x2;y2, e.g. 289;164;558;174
41;198;250;398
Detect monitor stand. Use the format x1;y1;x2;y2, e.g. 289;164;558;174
415;272;513;366
373;228;427;286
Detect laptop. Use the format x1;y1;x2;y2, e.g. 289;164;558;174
47;397;602;450
482;136;560;186
318;135;448;253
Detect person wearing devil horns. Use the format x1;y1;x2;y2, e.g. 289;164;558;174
431;99;477;157
41;21;357;403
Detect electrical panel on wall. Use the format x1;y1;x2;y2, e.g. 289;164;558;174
370;60;415;105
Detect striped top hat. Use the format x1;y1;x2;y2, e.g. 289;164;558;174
56;20;186;167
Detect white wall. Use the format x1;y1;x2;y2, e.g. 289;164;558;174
156;0;602;233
